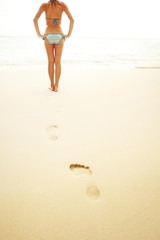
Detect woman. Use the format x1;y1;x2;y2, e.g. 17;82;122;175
33;0;74;92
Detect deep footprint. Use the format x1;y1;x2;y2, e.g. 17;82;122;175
69;164;100;200
87;186;100;200
70;164;92;176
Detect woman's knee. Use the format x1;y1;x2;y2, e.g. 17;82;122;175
55;59;61;67
55;63;61;68
48;58;54;65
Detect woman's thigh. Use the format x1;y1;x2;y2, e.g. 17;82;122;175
44;41;55;62
54;40;64;64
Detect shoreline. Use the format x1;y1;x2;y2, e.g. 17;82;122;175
1;64;160;71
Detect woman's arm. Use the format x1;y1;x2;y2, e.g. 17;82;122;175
33;4;46;38
63;4;74;38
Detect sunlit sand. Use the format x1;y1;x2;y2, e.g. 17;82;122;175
0;68;160;239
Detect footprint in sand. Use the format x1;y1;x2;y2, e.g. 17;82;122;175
70;164;100;200
46;125;58;141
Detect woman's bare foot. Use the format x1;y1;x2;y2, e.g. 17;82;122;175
54;85;59;92
48;85;55;91
51;86;55;91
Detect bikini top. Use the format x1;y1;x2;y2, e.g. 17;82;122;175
46;18;61;26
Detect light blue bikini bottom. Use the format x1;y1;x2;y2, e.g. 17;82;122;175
43;33;65;45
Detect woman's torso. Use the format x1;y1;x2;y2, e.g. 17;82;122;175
44;1;64;34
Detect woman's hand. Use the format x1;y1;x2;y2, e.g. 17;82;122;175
62;34;69;40
39;34;45;39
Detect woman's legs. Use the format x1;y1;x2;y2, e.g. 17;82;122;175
45;42;55;91
54;40;64;92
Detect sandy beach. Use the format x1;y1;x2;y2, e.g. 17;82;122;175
0;67;160;240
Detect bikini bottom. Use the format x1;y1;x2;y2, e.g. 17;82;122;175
43;33;65;44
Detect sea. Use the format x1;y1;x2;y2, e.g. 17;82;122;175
0;36;160;70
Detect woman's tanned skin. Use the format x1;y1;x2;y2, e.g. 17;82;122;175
33;1;74;91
